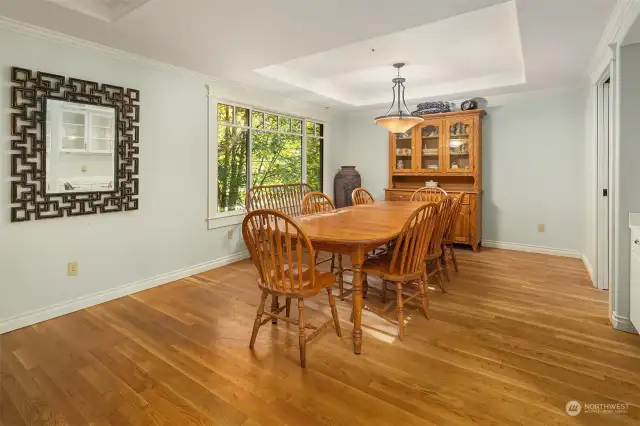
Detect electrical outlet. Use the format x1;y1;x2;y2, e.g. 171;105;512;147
227;229;234;240
538;224;545;233
67;262;78;276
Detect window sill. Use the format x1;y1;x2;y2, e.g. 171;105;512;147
207;211;245;229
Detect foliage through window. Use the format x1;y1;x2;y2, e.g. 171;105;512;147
216;103;324;214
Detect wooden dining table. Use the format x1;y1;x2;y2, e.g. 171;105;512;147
293;200;425;354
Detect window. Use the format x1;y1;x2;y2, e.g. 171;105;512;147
215;103;324;215
306;121;324;193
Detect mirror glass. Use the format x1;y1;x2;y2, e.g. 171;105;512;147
45;99;117;194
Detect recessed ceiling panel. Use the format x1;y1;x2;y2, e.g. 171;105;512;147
43;0;153;22
255;1;526;106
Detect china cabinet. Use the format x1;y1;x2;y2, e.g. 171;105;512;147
385;109;486;250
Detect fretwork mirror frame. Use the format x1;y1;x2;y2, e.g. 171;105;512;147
9;66;140;222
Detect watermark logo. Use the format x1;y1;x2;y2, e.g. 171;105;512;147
565;400;629;416
566;401;581;416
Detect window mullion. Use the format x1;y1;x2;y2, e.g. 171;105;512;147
302;119;307;184
247;116;253;194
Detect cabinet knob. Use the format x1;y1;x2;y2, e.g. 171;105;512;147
635;239;640;245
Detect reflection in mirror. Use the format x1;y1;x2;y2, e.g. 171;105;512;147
45;99;117;194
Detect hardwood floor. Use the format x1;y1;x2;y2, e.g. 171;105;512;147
1;248;639;425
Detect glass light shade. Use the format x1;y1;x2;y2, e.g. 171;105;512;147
374;114;424;134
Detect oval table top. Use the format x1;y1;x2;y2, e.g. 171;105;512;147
293;201;426;244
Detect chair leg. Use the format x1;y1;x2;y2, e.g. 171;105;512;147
450;245;459;272
338;254;344;301
250;291;268;348
327;288;342;337
381;280;387;303
285;297;291;317
418;279;430;319
440;249;451;282
271;295;279;324
330;254;336;273
396;282;405;340
363;273;369;299
436;262;446;293
298;298;306;368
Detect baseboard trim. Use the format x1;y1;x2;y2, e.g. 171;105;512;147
482;240;582;259
612;311;637;334
582;254;595;284
0;251;249;335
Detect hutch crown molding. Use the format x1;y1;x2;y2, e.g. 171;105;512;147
384;109;486;251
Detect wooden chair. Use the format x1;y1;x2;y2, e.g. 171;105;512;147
242;209;341;368
362;202;439;339
246;183;312;216
411;186;448;203
425;196;456;292
442;193;466;275
351;188;375;205
301;192;348;300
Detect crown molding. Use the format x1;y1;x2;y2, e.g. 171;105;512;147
0;16;330;116
587;0;634;80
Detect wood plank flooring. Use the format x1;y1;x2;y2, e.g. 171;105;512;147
1;248;640;425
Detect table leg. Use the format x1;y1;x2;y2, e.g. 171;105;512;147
351;248;364;354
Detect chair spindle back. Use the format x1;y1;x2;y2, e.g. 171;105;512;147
411;186;448;203
428;197;455;256
389;203;439;276
301;192;336;215
351;188;375;206
444;192;466;242
243;209;316;293
246;183;312;217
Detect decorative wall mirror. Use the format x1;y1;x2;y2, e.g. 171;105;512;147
9;67;140;222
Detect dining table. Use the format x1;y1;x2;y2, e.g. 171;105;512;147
293;200;426;354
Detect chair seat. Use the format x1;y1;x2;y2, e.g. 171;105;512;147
259;266;336;296
362;252;422;282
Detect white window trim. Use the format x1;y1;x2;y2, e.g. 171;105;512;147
206;85;325;229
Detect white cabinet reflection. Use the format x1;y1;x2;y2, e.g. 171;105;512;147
45;99;116;194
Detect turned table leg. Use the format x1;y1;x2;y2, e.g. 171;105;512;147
351;248;364;355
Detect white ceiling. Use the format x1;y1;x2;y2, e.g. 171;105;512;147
43;0;153;22
256;2;525;106
0;0;618;110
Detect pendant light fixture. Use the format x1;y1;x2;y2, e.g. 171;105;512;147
374;63;423;134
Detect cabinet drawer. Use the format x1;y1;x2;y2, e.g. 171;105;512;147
386;191;412;201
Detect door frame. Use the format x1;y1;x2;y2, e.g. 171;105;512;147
595;62;615;292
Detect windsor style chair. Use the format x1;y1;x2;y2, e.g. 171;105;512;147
442;193;466;275
362;202;439;339
410;186;448;203
243;209;341;368
351;187;375;205
246;183;312;216
301;192;349;300
426;196;456;292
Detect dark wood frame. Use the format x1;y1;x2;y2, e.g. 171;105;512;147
9;66;140;222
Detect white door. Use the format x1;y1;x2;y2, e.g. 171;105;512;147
597;76;612;291
630;238;640;330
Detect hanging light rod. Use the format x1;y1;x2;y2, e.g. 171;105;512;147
374;63;423;134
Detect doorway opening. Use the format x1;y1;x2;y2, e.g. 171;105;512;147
596;67;613;293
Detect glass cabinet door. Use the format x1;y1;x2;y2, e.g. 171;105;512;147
445;118;473;172
391;129;414;173
61;110;86;151
89;113;115;153
418;121;442;173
